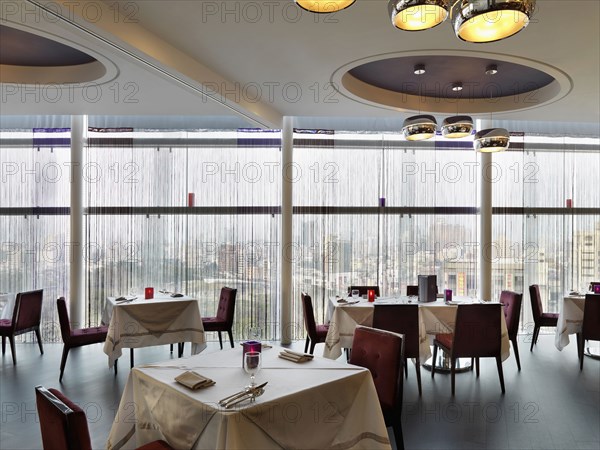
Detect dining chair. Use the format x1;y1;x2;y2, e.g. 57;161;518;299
35;385;173;450
406;285;419;296
202;287;237;349
347;285;381;297
432;304;505;395
528;284;559;351
0;289;44;365
349;326;404;450
500;290;523;371
57;297;110;381
578;294;600;370
301;292;329;354
373;304;422;396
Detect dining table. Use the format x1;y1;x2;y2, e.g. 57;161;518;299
323;296;510;364
0;292;17;320
555;294;600;359
106;345;391;450
102;293;206;368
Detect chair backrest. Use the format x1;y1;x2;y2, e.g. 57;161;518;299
373;304;419;358
406;285;419;296
56;297;72;342
452;304;502;358
348;286;380;297
349;326;403;415
529;284;544;322
500;290;523;339
216;287;237;325
14;289;44;332
583;294;600;341
301;292;318;340
35;385;92;450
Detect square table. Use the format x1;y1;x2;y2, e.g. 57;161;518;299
102;293;206;368
106;346;391;450
555;294;585;350
0;292;16;320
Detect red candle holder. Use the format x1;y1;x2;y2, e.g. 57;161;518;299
242;340;261;366
144;287;154;300
368;289;375;302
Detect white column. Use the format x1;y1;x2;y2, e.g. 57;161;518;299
70;115;86;325
280;117;293;344
478;119;493;301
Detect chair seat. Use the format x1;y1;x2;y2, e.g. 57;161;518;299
434;333;453;350
315;324;329;339
0;319;12;331
68;326;108;346
202;317;227;331
539;313;559;326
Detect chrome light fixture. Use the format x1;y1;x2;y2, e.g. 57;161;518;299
473;128;510;152
441;115;474;138
295;0;356;13
451;0;536;43
389;0;449;31
402;115;438;141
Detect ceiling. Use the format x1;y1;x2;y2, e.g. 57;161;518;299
1;0;599;134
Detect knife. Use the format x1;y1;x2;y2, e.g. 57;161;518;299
218;381;268;406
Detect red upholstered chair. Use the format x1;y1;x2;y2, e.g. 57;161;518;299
202;287;237;349
349;326;404;450
348;286;380;297
578;294;600;370
35;386;173;450
373;304;422;396
301;292;329;354
432;304;505;395
529;285;559;351
57;297;109;381
500;290;523;371
1;289;44;365
406;285;419;296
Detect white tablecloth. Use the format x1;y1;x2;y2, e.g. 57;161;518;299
106;347;391;450
0;293;17;320
555;295;585;350
323;297;510;362
102;294;206;368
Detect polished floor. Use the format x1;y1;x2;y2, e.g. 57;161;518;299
1;334;598;450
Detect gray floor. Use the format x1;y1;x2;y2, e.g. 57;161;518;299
1;334;598;450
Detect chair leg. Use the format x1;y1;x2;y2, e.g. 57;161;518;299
114;358;118;375
9;336;16;365
35;327;44;354
130;348;134;368
475;357;480;378
576;333;582;360
404;358;408;378
304;336;310;353
170;344;173;353
451;357;456;396
2;336;5;354
59;346;70;381
579;333;585;371
496;356;505;393
392;421;405;450
530;325;539;351
178;342;184;357
309;341;316;355
511;337;521;371
415;358;422;396
217;332;223;350
227;330;234;348
534;326;541;345
431;344;438;378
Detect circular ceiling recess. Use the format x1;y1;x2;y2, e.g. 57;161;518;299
0;24;115;85
332;51;572;115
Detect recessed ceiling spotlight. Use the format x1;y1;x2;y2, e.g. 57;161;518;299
485;64;498;75
414;64;426;75
451;83;463;92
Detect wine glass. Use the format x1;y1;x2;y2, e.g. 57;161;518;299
351;289;360;299
248;326;262;342
244;351;261;389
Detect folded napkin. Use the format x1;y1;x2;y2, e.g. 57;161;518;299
175;370;215;390
278;349;314;363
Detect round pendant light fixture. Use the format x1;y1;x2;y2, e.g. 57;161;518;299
451;0;536;43
473;128;510;152
389;0;449;31
295;0;356;13
441;115;474;138
402;115;438;141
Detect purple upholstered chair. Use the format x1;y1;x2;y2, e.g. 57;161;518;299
57;297;109;381
500;290;523;370
373;304;422;396
0;289;44;364
348;286;381;297
35;386;173;450
349;326;404;450
529;285;559;351
432;304;505;395
301;292;329;354
578;294;600;370
202;287;237;349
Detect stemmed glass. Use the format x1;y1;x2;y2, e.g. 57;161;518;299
248;326;262;342
244;351;261;389
351;289;360;299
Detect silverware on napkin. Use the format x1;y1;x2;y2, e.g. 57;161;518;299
223;387;265;409
218;381;268;407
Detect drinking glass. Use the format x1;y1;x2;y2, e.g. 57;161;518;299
248;326;262;342
351;289;360;299
244;351;261;389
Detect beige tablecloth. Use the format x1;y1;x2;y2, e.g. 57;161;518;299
555;295;585;350
323;297;510;362
106;347;391;450
0;292;16;320
102;294;206;367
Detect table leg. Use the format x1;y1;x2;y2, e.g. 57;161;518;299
422;347;472;373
